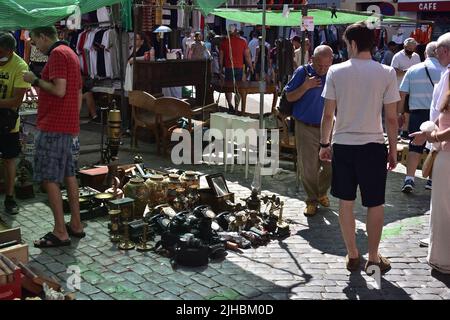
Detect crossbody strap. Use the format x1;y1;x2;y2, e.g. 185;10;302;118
424;66;435;87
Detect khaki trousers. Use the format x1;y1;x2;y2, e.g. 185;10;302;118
295;120;332;203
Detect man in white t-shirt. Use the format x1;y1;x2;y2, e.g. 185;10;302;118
320;22;400;274
391;37;421;86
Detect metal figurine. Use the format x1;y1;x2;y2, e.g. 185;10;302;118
276;201;290;237
108;209;121;243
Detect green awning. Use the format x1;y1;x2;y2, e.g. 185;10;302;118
0;0;127;30
194;0;227;16
211;8;418;26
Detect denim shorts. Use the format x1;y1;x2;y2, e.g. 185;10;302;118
224;68;243;81
34;131;76;184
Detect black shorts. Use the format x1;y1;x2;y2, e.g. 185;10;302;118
331;143;388;208
0;132;21;159
408;109;429;154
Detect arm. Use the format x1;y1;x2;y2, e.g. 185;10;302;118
397;91;407;113
286;75;321;102
384;102;399;170
33;76;67;98
319;98;336;162
244;47;253;72
0;88;27;109
394;68;406;78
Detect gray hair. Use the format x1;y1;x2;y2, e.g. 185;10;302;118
313;45;333;58
0;32;16;51
403;37;417;47
425;41;438;58
437;32;450;49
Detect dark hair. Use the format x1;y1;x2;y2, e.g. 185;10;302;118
343;21;375;53
0;32;16;51
292;36;301;43
30;26;58;39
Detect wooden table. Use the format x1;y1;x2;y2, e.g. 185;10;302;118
212;80;278;114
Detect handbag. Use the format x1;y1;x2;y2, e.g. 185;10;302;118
0;109;19;134
422;149;438;178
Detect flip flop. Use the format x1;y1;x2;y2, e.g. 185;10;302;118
65;222;86;238
34;232;71;248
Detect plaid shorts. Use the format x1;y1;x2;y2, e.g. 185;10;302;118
34;131;76;184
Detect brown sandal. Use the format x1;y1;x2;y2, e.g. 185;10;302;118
365;255;391;274
346;255;361;272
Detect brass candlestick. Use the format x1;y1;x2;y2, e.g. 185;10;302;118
108;209;121;243
276;201;290;237
136;223;153;252
118;204;135;250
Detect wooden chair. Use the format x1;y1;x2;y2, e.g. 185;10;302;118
128;90;159;152
154;97;218;156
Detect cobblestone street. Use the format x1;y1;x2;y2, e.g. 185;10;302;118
1;134;449;300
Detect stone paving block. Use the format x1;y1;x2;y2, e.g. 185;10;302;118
211;286;241;300
111;292;138;300
151;263;175;276
139;282;164;295
290;292;322;300
156;291;183;300
396;281;428;288
165;273;194;286
74;292;92;300
158;282;186;296
97;281;124;294
291;286;325;293
180;292;206;300
90;292;114;300
188;283;218;298
133;291;159;300
411;294;442;300
143;272;167;285
116;281;141;293
127;263;152;275
108;263;129;274
191;274;220;289
54;254;77;265
321;292;349;300
122;272;146;285
79;282;101;295
46;262;68;274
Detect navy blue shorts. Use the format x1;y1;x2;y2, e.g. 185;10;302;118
408;109;429;154
0;132;21;159
224;68;243;81
331;143;388;208
34;131;76;184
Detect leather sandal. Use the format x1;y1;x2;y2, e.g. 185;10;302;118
365;254;391;274
346;254;361;272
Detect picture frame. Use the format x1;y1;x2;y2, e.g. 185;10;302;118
205;173;230;197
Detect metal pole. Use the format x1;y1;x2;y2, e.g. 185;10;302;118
300;4;308;66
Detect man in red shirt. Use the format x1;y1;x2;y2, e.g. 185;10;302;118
220;24;253;113
23;26;85;248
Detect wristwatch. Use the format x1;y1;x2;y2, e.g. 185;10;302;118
32;78;40;87
319;142;330;148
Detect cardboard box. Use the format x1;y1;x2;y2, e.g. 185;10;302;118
0;228;29;264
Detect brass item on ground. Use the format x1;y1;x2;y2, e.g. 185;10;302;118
105;176;124;199
276;201;290;238
165;173;181;205
108;209;121;243
180;171;199;189
123;177;149;219
172;187;187;211
118;204;135;250
136;223;153;252
145;174;168;209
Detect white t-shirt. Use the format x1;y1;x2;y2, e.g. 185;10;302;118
322;58;400;145
294;48;309;67
391;50;421;86
248;38;259;62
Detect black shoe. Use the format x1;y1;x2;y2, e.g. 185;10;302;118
90;115;101;124
425;179;432;190
4;198;18;215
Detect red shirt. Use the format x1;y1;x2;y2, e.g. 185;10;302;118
37;43;81;134
220;36;248;69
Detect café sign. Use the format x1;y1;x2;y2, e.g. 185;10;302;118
398;0;450;11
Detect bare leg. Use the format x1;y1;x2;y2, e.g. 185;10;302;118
406;151;422;177
41;181;69;241
366;205;384;263
339;199;359;259
65;176;83;233
3;158;16;196
83;92;97;118
225;92;234;109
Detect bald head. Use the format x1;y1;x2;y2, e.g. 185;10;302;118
313;45;333;58
436;32;450;67
312;45;333;76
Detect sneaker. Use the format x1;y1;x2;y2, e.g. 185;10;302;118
425;179;432;190
365;255;391;274
401;178;415;193
317;195;330;207
303;203;318;217
419;238;429;247
400;130;409;140
4;197;18;215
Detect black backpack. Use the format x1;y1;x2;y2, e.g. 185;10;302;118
277;65;311;117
